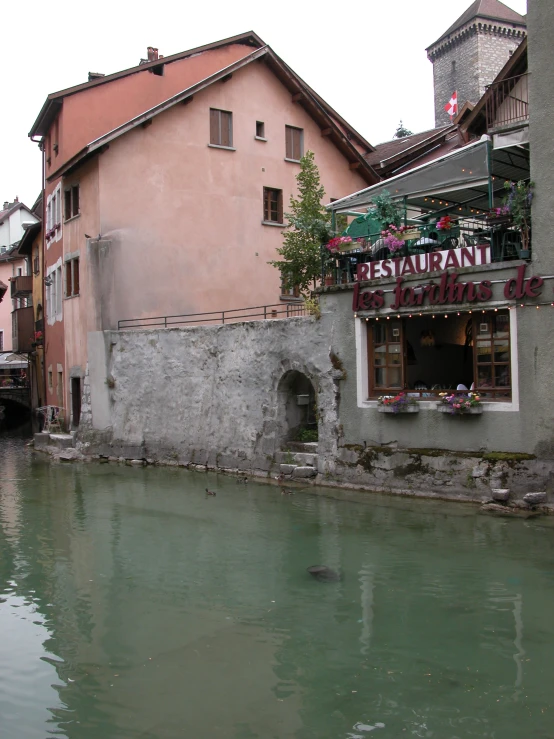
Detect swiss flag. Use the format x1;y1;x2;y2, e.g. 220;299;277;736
444;91;458;119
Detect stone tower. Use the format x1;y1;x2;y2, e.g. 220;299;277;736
427;0;526;126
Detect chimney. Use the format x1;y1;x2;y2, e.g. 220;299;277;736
3;202;8;210
14;196;18;203
88;72;105;81
147;46;159;62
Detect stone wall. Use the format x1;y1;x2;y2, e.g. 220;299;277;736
76;307;554;507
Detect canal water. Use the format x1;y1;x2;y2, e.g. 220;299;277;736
1;436;553;739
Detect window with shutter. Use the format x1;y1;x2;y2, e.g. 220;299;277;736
209;108;233;147
285;126;303;161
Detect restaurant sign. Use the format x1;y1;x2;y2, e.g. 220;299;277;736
352;264;544;312
356;245;490;282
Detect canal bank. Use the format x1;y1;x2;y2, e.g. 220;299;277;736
32;312;554;512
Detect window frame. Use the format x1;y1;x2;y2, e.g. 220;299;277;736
255;121;266;140
209;108;233;148
472;310;511;398
65;257;80;298
367;320;405;396
285;125;303;162
263;187;284;225
64;184;80;221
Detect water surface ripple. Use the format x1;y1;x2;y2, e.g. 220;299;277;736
1;436;553;738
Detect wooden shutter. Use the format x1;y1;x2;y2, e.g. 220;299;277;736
73;259;80;296
65;189;71;221
72;185;79;217
210;109;220;145
285;126;292;159
221;111;232;147
66;261;72;297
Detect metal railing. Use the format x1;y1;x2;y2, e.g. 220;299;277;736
118;302;306;330
486;73;529;131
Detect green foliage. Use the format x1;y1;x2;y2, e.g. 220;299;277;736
303;295;321;319
366;189;404;228
393;120;413;138
502;180;534;251
268;151;332;294
294;428;319;443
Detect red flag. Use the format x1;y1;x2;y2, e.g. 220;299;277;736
444;91;458;119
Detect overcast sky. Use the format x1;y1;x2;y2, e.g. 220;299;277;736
2;0;526;208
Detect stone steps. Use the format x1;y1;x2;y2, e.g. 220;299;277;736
278;444;319;478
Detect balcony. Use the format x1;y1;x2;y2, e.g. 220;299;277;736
486;74;529;132
10;275;32;299
12;306;34;353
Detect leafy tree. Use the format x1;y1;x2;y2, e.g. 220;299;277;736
269;151;332;294
394;120;413;138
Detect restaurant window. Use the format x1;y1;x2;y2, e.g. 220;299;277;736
285;125;303;161
263;187;283;224
64;184;80;220
209;108;233;147
366;309;511;400
65;257;80;298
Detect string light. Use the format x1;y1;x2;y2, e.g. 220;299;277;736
444;314;448;318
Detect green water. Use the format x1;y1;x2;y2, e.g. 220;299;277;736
1;438;554;739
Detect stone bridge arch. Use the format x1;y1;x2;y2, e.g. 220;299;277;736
0;387;31;410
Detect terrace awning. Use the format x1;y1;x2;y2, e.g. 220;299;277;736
328;136;530;217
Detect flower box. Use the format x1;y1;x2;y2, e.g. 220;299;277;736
437;405;483;415
378;405;419;414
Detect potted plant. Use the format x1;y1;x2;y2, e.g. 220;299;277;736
378;393;419;414
437;392;483;415
502;180;533;258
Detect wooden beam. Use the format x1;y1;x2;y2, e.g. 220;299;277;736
292;92;303;102
182;96;193;105
220;73;233;84
320;128;332;136
349;162;361;170
141;119;153;129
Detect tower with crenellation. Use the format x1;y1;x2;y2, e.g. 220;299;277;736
427;0;526;126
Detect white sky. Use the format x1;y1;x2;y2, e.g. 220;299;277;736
2;0;526;209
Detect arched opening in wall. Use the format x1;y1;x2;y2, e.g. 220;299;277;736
277;370;317;445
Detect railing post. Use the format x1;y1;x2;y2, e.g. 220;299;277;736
264;306;267;319
164;316;167;328
222;311;225;324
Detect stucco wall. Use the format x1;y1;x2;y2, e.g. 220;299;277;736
93;58;367;327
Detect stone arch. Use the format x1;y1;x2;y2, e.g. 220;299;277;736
276;368;318;445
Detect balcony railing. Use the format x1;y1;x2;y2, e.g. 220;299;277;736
486;73;529;131
12;306;34;352
10;275;32;299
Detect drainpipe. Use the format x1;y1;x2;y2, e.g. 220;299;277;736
37;138;47;410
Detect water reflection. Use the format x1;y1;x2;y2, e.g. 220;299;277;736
0;437;554;738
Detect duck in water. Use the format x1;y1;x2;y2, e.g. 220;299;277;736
281;488;294;496
205;488;217;496
307;565;341;582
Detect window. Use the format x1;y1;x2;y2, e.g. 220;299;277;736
285;125;303;161
64;185;80;220
256;121;265;139
369;320;404;393
46;184;62;244
280;277;300;299
48;368;53;391
263;187;283;224
209;108;233;147
65;258;80;298
474;311;511;397
46;261;63;324
57;370;63;404
366;310;512;400
33;251;40;275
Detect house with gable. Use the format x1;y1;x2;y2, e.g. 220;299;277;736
29;32;379;428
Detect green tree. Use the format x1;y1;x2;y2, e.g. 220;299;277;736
394;120;413;138
269;151;332;294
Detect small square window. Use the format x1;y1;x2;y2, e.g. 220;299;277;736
256;121;265;138
263;187;283;224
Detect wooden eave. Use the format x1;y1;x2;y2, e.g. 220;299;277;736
48;45;380;186
29;31;265;138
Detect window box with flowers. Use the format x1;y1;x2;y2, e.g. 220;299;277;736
377;393;419;414
437;392;483;415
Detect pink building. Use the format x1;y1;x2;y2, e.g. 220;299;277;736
29;33;379;428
